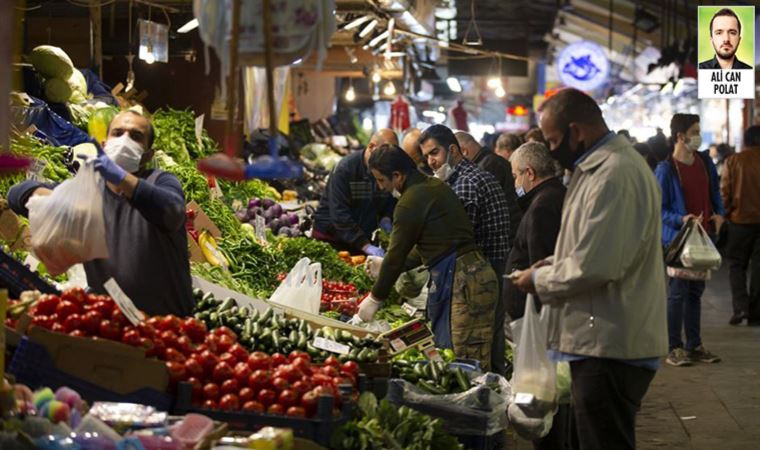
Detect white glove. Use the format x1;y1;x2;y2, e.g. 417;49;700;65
358;294;383;322
365;255;383;280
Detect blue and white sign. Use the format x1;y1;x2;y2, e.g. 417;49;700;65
556;41;610;91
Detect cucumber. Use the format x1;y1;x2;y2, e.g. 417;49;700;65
271;329;281;348
454;368;470;392
218;297;235;312
260;308;274;324
417;380;447;395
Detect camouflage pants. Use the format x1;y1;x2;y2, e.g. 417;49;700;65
451;251;498;372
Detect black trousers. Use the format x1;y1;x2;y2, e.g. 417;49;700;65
570;359;656;450
725;222;760;321
533;404;579;450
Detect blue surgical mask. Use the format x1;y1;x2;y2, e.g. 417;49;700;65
516;186;526;197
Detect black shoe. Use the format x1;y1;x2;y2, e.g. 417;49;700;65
729;313;748;325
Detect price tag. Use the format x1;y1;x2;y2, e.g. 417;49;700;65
312;337;350;355
390;338;407;352
23;254;40;272
514;393;535;405
195;114;205;147
26;159;48;182
103;278;144;326
255;215;267;244
401;302;418;317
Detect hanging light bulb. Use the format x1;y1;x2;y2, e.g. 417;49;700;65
495;85;506;98
487;77;502;89
371;69;382;84
383;81;396;96
345;81;356;102
144;51;155;64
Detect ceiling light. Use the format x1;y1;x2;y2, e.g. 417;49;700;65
369;30;390;47
446;77;462;93
495;85;506;98
345;85;356;102
384;81;396;96
359;19;379;38
487;77;502;89
344;15;371;30
177;18;198;33
372;68;382;83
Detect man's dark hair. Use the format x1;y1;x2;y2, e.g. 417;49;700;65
710;8;741;36
368;144;418;178
108;110;156;149
524;128;547;145
496;133;523;151
537;88;604;129
670;113;700;144
418;124;459;153
744;126;760;147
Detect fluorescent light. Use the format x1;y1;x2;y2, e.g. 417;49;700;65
446;77;462;93
383;81;396;96
177;18;198;33
143;52;155;64
359;19;378;38
369;30;390;47
344;15;371;30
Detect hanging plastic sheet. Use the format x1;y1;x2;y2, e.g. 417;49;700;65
11;96;93;147
243;66;291;137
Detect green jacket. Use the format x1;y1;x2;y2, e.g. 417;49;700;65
372;172;477;299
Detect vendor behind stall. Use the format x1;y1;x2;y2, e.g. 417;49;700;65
8;111;194;316
312;129;398;256
358;144;498;371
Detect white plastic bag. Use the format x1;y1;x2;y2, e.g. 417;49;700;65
511;295;556;404
268;257;322;314
27;164;108;276
680;220;721;270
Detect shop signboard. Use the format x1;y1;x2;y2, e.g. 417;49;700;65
555;41;610;92
697;5;755;99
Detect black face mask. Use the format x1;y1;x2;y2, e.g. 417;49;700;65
551;128;586;170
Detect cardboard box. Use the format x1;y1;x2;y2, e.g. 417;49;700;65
0;207;29;251
26;326;169;395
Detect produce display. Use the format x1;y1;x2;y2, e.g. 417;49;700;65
235;197;305;238
391;360;473;396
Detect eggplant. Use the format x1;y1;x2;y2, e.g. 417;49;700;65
262;198;275;209
286;212;299;225
279;213;290;223
263;209;276;221
269;204;283;217
248;198;261;208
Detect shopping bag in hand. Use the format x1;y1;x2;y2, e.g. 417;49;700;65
27;163;108;276
680;219;721;271
269;257;322;315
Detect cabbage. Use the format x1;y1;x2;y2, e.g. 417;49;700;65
44;78;72;103
67;69;88;99
30;45;74;79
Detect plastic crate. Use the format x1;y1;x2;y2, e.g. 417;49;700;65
0;250;59;298
357;374;389;399
173;382;354;446
8;337;173;411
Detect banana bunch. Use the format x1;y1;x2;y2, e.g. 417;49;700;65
199;230;229;268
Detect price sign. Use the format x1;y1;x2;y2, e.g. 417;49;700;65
312;337;350;355
255;215;267;244
104;278;144;325
401;302;418;317
380;319;435;355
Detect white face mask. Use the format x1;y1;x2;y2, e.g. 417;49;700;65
392;189;401;199
687;135;702;152
433;163;453;181
104;133;145;173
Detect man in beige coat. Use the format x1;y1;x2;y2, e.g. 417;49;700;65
514;88;668;450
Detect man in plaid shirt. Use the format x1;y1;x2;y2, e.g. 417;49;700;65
420;124;511;374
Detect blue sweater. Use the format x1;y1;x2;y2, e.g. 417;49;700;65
654;152;725;247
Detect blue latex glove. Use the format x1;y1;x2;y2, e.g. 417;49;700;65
364;244;385;257
93;152;127;185
379;217;392;233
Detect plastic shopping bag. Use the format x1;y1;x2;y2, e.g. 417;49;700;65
680;220;721;270
269;257;322;314
27;163;108;276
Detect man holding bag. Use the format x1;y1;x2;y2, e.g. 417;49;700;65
513;89;667;450
358;145;498;371
9;111;194;316
655;113;725;366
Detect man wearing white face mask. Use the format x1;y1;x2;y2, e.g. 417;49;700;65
655;113;726;367
8;111;194;316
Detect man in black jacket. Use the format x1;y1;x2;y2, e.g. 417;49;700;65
312;129;398;256
456;131;522;246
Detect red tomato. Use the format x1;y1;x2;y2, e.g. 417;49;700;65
221;379;239;395
219;352;237;367
340;372;357;387
291;381;310;396
286;406;306;417
110;309;128;327
257;389;276;407
56;300;81;317
184;357;204;379
217;335;235;354
198;350;220;373
98;319;122;341
204;334;220;353
203;383;220;400
158;315;181;332
324;356;341;368
247;352;272;371
288;351;310;363
175;335;195;356
68;329;87;337
267;403;284;415
202;399;218;409
137;322;157;339
166;361;187;384
82;310;102;334
228;343;249;363
312;373;333;388
271;353;288;368
165;348;187;363
91;300;114;317
248;370;271;391
187;377;203;402
319;366;339;378
292;357;312;375
238;387;255;403
159;330;179;349
242;400;264;412
61;288;87;304
341;361;360;376
278;389;298;408
121;329;142;347
271;377;290;392
219;393;240;411
148;338;166;359
31;314;54;330
233;362;252;385
212;362;234;384
179;318;207;344
51;322;66;333
212;326;236;341
34;295;60;316
62;313;82;333
146;316;162;329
